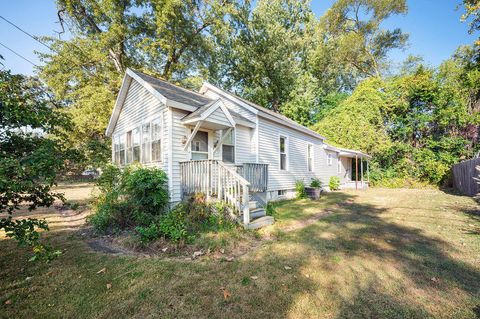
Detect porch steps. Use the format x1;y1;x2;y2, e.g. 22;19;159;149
246;216;275;230
249;200;259;210
250;208;266;219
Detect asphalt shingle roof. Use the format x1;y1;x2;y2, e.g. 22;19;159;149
131;70;213;107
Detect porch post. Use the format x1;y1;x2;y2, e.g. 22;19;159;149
367;160;370;183
360;156;364;189
355;155;358;190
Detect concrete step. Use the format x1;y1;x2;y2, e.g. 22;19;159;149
250;208;266;219
246;216;275;230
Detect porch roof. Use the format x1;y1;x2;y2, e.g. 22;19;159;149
323;143;371;159
181;99;256;129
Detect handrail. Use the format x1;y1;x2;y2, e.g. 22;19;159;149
180;160;251;225
220;162;251;186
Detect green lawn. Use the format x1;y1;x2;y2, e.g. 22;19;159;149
1;186;479;318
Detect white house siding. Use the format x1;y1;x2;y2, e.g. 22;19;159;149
257;117;324;195
111;79;168;173
339;157;352;183
207;107;231;127
234;125;255;164
203;89;257;122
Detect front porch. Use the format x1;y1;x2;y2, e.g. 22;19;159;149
180;160;270;229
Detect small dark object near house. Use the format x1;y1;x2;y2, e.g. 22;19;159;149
305;187;322;200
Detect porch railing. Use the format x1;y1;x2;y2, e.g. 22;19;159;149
235;163;268;192
180;160;252;224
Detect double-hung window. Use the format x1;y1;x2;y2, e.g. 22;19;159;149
327;153;333;166
222;129;235;164
151;118;162;162
307;144;314;172
279;136;287;170
191;131;208;160
126;127;140;164
141;123;151;163
338;158;341;173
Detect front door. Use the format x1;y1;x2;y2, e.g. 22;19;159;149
190;130;209;160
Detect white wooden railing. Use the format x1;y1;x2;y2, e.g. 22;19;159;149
236;163;268;192
180;160;252;224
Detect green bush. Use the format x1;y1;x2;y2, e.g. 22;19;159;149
265;202;277;217
310;178;322;188
295;180;307;199
89;165;169;232
329;176;341;191
136;193;236;244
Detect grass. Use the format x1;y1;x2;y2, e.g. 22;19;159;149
1;185;479;318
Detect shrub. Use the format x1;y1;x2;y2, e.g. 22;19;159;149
135;193;236;244
329;176;341;191
89;165;169;232
265;202;277;217
295;180;307;199
310;178;322;188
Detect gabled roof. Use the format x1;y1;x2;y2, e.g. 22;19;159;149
200;82;327;141
130;70;212;107
182;99;236;127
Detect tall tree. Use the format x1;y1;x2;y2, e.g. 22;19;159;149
214;0;315;111
311;0;408;81
39;0;237;168
0;69;70;260
461;0;480;36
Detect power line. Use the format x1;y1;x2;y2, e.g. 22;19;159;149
0;41;38;67
0;15;52;51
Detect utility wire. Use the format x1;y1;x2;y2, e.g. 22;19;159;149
0;41;38;67
0;15;53;51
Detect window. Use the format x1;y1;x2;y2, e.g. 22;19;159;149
279;136;287;170
141;123;151;163
307;144;314;172
119;134;125;165
338;157;341;173
278;190;286;196
327;153;333;166
151;118;162;162
191;130;208;160
222;129;235;163
126;128;140;164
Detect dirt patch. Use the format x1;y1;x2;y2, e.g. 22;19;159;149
281;210;333;232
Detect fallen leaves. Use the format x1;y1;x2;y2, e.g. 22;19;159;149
96;268;106;274
106;283;112;289
250;276;258;280
4;300;12;305
221;287;231;300
284;266;292;270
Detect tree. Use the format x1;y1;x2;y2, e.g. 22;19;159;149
39;0;238;168
461;0;480;36
0;69;70;260
214;0;315;111
311;0;408;81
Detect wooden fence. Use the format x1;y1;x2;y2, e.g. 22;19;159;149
452;157;480;196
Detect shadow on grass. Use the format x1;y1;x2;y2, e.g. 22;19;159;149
1;191;479;318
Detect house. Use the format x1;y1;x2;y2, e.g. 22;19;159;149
105;69;370;228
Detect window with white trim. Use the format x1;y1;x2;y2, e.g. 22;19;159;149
141;123;151;163
126;127;140;164
307;144;314;172
338;157;341;173
327;153;333;166
151;118;162;162
222;129;235;164
191;130;208;160
279;136;287;170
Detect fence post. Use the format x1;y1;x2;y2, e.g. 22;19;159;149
242;184;250;225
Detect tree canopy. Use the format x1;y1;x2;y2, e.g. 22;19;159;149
30;0;480;186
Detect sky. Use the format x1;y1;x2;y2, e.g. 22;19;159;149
0;0;477;76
